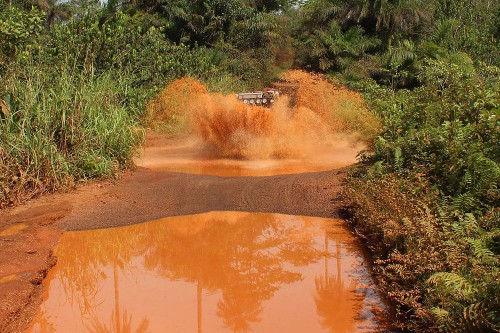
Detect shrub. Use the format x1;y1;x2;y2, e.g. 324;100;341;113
346;59;499;332
0;64;143;206
346;171;499;332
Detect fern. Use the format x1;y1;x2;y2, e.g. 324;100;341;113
452;213;480;237
451;193;478;214
431;307;450;326
444;301;500;333
463;171;473;191
427;272;476;300
466;238;497;264
394;146;403;170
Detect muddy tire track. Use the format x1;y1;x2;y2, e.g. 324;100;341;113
57;167;350;231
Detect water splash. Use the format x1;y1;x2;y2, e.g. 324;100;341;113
148;71;379;159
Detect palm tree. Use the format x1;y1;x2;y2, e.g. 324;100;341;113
301;20;379;71
314;235;366;333
14;0;74;27
86;263;150;333
49;222;150;332
346;0;435;42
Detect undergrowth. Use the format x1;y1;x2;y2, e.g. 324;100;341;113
347;173;499;331
0;65;143;207
345;60;500;332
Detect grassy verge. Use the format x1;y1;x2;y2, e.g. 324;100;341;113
342;60;499;332
0;65;144;207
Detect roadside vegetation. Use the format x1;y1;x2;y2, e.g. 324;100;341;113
1;0;498;331
289;0;500;331
0;0;289;206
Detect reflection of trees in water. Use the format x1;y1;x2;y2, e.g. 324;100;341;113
141;213;320;332
216;287;262;333
85;263;150;333
314;231;365;333
29;309;56;333
47;213;322;332
87;309;149;333
51;225;151;333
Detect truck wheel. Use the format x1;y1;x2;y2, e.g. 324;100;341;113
250;99;255;104
256;99;262;104
244;99;249;104
262;99;267;104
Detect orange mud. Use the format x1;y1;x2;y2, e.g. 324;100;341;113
0;204;65;333
136;133;364;177
148;70;379;160
25;212;389;333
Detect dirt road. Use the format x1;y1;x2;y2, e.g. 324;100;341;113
58;166;349;231
0;133;354;332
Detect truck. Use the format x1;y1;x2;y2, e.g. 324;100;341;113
236;89;279;106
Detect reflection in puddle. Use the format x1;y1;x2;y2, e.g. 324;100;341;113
26;212;388;333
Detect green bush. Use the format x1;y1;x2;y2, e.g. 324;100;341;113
347;59;500;332
0;64;143;206
0;5;44;72
366;60;500;211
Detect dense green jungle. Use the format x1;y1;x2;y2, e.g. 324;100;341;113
0;0;499;331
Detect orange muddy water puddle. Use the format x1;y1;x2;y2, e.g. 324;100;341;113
0;223;28;237
136;136;363;177
26;212;388;333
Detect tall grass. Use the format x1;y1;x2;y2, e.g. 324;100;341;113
0;64;143;207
